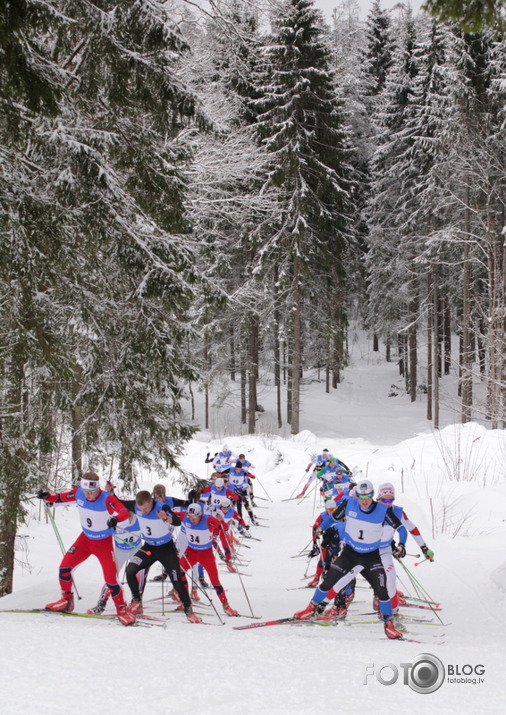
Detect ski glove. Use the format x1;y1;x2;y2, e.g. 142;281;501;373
107;517;118;530
308;544;320;558
421;545;434;561
37;490;49;500
394;543;406;559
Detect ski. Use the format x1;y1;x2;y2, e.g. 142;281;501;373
400;602;442;612
403;595;440;607
0;608;157;627
0;608;114;620
233;616;300;630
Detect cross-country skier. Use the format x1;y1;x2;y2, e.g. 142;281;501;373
293;480;428;639
121;490;201;623
376;482;434;613
178;502;239;616
37;472;136;626
212;445;238;475
228;462;258;524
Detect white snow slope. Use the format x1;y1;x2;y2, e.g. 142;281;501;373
1;331;505;715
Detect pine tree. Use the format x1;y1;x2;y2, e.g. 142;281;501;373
0;0;204;595
253;0;355;433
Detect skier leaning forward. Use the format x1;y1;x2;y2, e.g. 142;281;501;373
38;472;136;626
294;479;419;639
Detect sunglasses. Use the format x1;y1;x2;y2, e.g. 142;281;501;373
357;493;373;500
380;497;394;503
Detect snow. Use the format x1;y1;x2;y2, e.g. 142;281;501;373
2;333;506;714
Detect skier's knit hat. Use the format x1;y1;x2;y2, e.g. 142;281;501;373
187;503;202;516
378;482;395;499
215;478;225;488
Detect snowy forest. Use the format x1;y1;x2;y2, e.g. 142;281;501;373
1;0;506;597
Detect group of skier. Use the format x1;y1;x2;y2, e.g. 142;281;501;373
293;449;434;639
36;443;435;640
37;445;259;626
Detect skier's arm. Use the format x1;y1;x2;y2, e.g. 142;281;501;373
329;500;347;523
400;510;428;548
40;488;78;504
105;494;130;522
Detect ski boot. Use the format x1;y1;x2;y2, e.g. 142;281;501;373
117;605;136;626
128;599;143;615
294;601;325;620
185;606;202;624
87;598;107;615
45;593;74;613
223;601;239;617
384;617;404;639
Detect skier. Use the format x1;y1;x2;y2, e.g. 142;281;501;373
228;462;257;524
121;490;201;623
88;506;143;615
238;453;257;506
307;500;344;587
317;458;352;496
178;502;239;616
149;482;189;584
37;472;136;626
213;497;250;571
296;449;351;497
376;482;434;613
201;476;239;510
293;480;423;639
212;445;238;475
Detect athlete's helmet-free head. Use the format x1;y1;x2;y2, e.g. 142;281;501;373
378;482;395;500
222;444;230;453
325;500;336;510
187;503;202;517
322;448;330;455
355;480;374;498
215;478;225;488
220;497;232;510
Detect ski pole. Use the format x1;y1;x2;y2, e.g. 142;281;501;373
114;528;152;556
293;538;313;557
177;547;225;625
45;505;82;601
224;530;256;617
414;558;429;566
400;560;438;603
253;476;273;502
289;471;309;499
397;560;444;624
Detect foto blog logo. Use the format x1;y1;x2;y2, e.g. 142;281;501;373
363;653;485;694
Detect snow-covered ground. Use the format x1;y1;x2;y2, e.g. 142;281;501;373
2;332;506;714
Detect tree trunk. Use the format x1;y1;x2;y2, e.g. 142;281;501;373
433;282;440;430
408;299;417;403
427;294;433;421
290;256;302;434
461;201;473;423
247;315;258;434
229;325;236;382
240;340;247;425
398;332;405;377
273;268;283;429
443;299;451;375
204;339;210;430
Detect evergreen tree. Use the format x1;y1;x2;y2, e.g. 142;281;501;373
0;0;204;595
254;0;355;432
